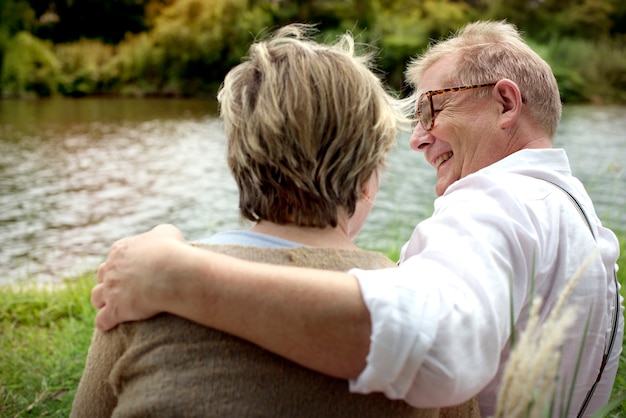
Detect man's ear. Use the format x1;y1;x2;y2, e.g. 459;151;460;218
493;78;523;129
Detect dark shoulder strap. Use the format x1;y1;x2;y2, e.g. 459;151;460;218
541;179;620;417
542;179;596;240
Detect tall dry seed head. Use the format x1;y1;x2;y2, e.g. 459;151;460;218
492;251;600;418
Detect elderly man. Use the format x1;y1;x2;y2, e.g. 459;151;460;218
92;21;622;417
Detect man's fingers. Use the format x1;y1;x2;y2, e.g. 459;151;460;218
95;305;116;332
96;262;106;283
91;283;105;309
89;226;181;331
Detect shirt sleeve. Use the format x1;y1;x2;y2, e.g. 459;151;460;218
349;179;537;408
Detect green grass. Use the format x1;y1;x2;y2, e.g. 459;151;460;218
1;231;625;417
0;276;96;417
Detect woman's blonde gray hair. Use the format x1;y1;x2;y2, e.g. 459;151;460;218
218;24;401;227
405;20;562;138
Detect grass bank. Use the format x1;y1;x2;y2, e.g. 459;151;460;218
0;277;95;416
1;231;626;417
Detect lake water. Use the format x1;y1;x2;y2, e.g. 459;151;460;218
0;98;624;285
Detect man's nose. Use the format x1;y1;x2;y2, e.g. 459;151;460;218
409;125;432;152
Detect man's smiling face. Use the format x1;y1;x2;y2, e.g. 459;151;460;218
409;55;505;196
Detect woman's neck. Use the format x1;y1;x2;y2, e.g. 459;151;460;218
250;220;359;250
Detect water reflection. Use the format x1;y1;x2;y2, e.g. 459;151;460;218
0;98;239;284
554;105;626;227
0;99;624;285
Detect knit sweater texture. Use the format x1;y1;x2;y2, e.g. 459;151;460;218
71;244;479;417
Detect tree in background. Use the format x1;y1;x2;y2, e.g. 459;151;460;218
106;0;275;96
0;0;624;100
0;31;60;96
15;0;153;44
486;0;624;41
372;0;470;90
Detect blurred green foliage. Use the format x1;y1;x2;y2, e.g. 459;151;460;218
1;31;60;97
0;0;625;101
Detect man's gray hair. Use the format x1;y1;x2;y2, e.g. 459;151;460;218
406;20;562;138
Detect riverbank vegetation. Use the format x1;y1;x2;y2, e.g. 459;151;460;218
1;230;626;416
1;0;625;102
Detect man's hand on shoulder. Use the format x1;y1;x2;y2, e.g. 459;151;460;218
91;224;186;331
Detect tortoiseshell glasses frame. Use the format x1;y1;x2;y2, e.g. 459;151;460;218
415;83;497;131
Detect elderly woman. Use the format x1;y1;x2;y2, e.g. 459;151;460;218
72;24;478;417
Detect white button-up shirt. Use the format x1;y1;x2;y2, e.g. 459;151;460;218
349;148;623;417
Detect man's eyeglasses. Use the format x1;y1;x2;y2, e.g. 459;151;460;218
414;83;497;131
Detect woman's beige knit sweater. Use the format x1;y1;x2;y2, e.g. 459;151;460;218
71;245;479;418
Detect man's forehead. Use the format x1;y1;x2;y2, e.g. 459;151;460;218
415;56;457;92
415;80;454;97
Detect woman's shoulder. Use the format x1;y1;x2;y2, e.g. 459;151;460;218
192;243;397;270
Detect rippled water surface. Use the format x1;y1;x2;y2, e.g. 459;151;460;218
0;99;624;285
